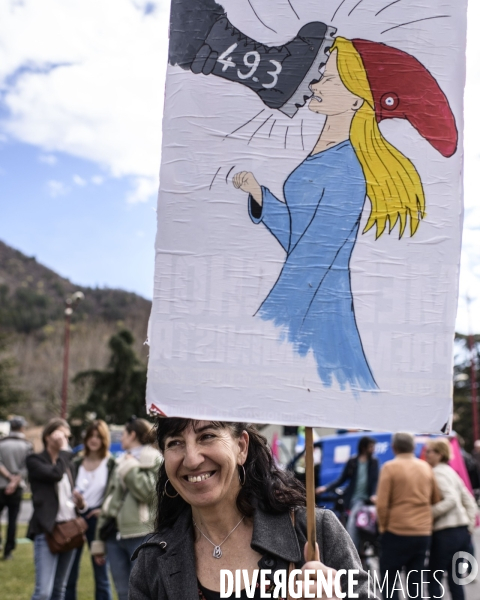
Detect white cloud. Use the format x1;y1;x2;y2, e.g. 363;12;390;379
91;175;104;185
47;179;69;197
38;153;57;165
0;0;167;197
73;174;86;186
126;176;159;204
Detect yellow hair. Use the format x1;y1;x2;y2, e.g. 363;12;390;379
331;37;425;238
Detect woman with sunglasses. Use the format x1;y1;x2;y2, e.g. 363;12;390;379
91;417;161;600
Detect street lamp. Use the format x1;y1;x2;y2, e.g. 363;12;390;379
60;291;84;419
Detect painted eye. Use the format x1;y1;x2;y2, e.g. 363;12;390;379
381;92;399;110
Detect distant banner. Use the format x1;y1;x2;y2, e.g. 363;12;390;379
147;0;466;432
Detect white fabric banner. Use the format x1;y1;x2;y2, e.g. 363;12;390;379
147;0;466;432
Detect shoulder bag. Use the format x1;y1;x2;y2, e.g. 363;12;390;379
46;517;88;554
46;465;88;554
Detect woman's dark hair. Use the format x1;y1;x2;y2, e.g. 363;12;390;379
42;418;70;447
155;419;306;531
125;416;155;446
357;436;376;455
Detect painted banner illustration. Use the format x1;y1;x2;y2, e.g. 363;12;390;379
146;0;466;432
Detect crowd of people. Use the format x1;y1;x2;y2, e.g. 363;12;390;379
317;433;478;600
0;417;479;600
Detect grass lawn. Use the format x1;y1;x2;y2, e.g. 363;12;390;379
0;524;118;600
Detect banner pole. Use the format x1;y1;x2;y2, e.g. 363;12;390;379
305;426;317;561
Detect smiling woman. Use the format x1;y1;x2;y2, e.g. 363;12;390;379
128;419;375;600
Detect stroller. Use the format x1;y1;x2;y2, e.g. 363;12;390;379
354;502;381;571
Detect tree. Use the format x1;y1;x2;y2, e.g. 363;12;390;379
453;332;480;450
0;334;29;419
71;329;147;426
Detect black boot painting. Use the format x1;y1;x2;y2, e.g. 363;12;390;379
169;0;336;117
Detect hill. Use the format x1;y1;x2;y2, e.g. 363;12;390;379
0;240;151;333
0;240;151;423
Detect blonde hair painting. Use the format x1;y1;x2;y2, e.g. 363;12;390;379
332;37;425;239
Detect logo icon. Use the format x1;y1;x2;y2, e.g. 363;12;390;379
452;551;478;585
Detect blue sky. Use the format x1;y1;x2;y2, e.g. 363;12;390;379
1;141;157;294
0;0;479;333
0;0;167;298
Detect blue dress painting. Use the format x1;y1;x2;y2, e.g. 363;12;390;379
248;141;377;391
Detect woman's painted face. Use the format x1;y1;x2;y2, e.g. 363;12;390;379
86;429;103;453
309;50;363;116
163;421;248;510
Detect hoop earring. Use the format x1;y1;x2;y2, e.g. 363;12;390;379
164;479;179;498
238;464;246;487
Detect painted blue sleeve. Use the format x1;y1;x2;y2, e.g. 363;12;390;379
248;186;291;252
285;184;363;309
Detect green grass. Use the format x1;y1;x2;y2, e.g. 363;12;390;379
0;525;118;600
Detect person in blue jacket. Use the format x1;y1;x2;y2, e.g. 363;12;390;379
233;37;457;391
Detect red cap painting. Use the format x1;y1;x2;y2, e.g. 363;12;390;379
352;38;457;158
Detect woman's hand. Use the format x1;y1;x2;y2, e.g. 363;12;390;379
93;554;107;566
86;508;101;519
233;171;262;205
50;429;68;451
296;542;344;600
73;490;86;511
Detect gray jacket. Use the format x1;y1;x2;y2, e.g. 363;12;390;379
0;433;33;489
129;506;374;599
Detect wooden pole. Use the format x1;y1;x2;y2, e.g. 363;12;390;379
305;426;317;561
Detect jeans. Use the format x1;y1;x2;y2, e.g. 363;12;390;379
429;526;471;600
346;499;365;552
106;536;143;600
380;531;431;600
65;512;112;600
0;487;22;557
31;533;76;600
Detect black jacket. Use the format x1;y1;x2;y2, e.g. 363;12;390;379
129;506;377;600
324;455;379;510
26;450;75;539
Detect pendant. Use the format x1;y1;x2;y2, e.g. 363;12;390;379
213;546;222;559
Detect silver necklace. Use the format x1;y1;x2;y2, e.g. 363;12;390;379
193;516;245;559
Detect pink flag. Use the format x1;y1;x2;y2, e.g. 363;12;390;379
449;437;474;494
271;432;280;463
